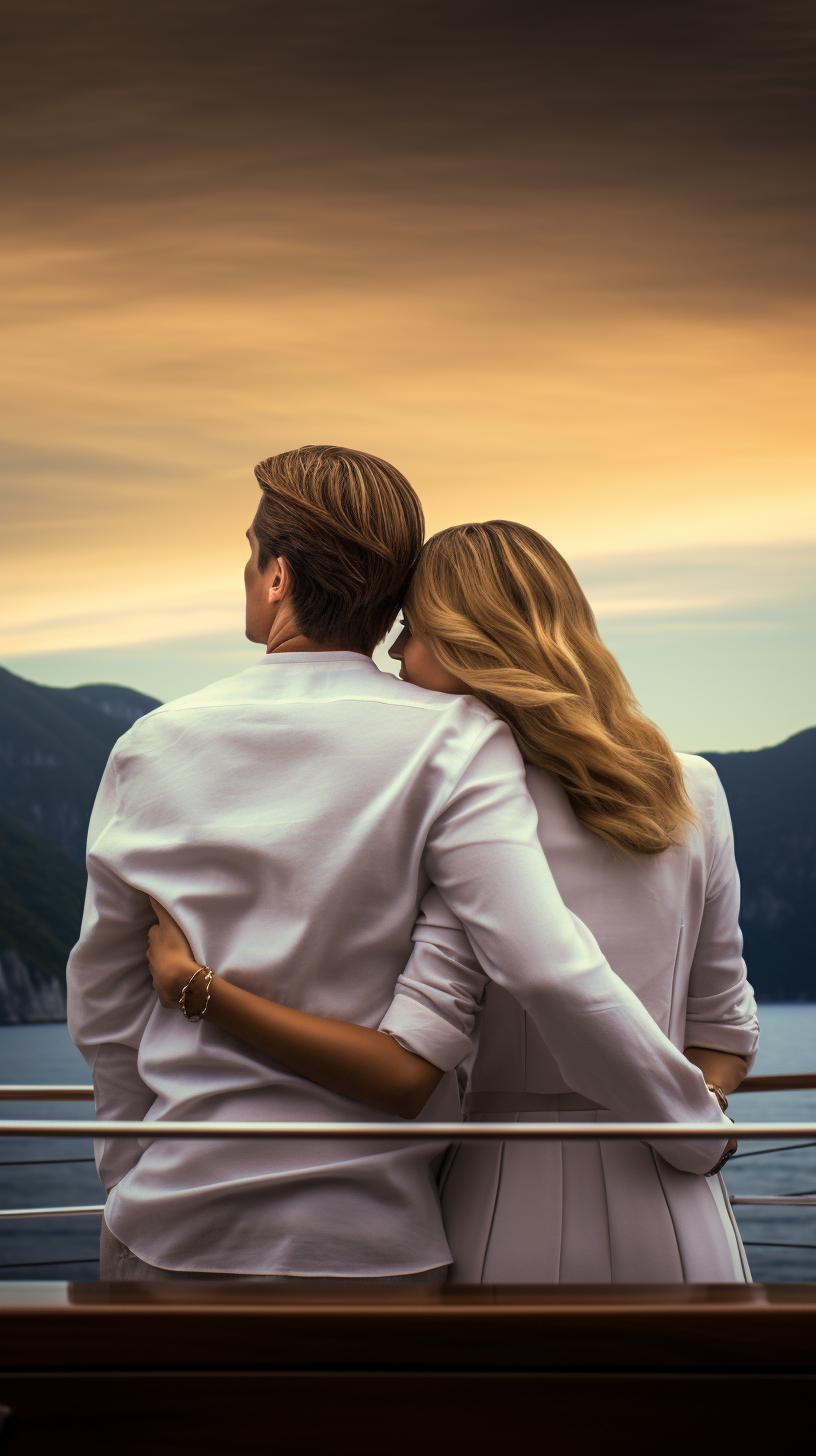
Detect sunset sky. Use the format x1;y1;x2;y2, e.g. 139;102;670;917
2;1;814;750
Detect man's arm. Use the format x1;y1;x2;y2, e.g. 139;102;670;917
66;752;158;1191
385;719;729;1172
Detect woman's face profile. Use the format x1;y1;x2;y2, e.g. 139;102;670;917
389;622;469;696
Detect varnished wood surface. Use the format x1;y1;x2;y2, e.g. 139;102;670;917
1;1370;813;1456
1;1282;815;1374
1;1285;814;1454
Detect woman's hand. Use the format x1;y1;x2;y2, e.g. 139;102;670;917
146;898;202;1009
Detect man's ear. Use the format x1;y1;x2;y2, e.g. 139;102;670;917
267;556;292;604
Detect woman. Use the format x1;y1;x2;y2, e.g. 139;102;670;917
149;521;757;1282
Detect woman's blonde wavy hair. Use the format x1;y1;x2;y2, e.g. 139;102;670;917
405;521;694;855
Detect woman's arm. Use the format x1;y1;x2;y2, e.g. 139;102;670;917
146;901;444;1118
683;1045;749;1095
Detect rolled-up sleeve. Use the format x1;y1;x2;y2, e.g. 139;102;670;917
379;886;486;1069
684;773;759;1068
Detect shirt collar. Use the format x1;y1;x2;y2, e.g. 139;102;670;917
259;651;378;669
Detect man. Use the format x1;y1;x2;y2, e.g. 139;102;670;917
68;445;726;1280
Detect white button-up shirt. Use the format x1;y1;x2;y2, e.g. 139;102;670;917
67;653;726;1277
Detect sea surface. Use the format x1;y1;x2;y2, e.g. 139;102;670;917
1;1006;814;1282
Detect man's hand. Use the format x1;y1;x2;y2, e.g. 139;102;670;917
146;898;201;1009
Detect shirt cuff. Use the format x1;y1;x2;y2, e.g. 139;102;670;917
379;992;474;1071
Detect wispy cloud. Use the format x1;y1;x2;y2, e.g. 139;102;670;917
1;2;813;747
577;543;816;624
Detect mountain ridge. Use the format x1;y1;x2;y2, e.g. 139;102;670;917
0;665;160;862
700;725;816;1003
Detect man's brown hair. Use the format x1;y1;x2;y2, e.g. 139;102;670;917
253;446;425;653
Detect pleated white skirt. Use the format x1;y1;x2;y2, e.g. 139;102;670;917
439;1110;750;1283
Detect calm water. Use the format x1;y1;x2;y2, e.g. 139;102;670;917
1;1007;814;1281
0;1024;99;1279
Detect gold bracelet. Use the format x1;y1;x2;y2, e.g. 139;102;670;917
706;1083;729;1112
179;965;214;1023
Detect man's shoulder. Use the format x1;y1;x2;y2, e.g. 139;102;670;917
113;662;497;749
110;665;267;751
151;666;263;714
377;676;509;758
365;670;496;725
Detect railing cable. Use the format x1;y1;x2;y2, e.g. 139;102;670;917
0;1157;96;1169
730;1140;816;1159
0;1257;99;1271
742;1242;816;1252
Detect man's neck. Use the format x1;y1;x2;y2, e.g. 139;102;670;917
266;626;370;658
261;599;371;657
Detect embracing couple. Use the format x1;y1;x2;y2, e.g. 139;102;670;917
68;445;758;1284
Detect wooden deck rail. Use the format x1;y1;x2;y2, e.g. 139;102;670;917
0;1282;814;1454
1;1085;815;1452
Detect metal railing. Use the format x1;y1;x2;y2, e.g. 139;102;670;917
2;1081;815;1245
1;1116;816;1143
0;1204;107;1221
732;1074;816;1092
1;1071;811;1103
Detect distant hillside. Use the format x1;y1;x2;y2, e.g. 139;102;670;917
64;682;161;727
0;665;160;862
0;668;160;1022
0;811;87;1022
701;726;816;1003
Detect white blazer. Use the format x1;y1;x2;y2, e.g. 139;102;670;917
383;753;759;1105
